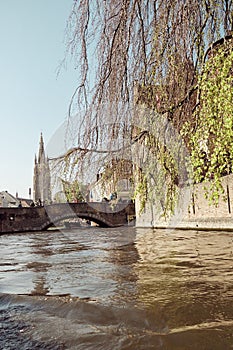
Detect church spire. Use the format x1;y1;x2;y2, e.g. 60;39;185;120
33;133;51;204
38;132;45;164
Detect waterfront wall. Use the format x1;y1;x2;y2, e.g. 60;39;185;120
136;174;233;230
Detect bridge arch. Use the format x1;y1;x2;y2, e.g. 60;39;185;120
41;212;112;230
0;202;135;233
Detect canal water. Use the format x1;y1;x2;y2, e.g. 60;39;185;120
0;227;233;349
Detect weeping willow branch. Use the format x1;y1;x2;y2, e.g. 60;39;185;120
49;129;149;163
54;0;233;212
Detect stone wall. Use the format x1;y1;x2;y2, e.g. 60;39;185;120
136;174;233;230
0;202;135;233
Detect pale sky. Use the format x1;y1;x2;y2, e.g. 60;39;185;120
0;0;78;198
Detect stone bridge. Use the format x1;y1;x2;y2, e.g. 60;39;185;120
0;202;135;233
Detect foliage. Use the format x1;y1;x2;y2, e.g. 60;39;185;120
63;179;85;203
133;170;147;214
182;39;233;204
58;1;233;213
131;110;189;216
64;0;232;140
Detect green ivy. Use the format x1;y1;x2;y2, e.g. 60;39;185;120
132;115;186;218
182;41;233;204
133;173;147;214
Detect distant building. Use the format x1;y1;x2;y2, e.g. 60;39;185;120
0;191;20;207
33;133;51;204
90;159;133;202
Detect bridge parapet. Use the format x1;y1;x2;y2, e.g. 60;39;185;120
0;202;135;233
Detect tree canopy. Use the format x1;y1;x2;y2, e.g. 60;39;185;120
64;0;232;120
54;0;233;209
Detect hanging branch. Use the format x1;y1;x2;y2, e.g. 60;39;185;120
53;0;233;210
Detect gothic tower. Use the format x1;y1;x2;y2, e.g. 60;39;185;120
33;133;51;204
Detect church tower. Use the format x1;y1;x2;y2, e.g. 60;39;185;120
33;133;51;204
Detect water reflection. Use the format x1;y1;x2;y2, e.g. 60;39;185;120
1;228;233;348
105;240;140;305
134;228;233;331
0;228;140;303
29;235;55;296
31;275;49;296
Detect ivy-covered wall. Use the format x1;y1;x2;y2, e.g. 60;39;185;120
132;36;233;229
136;174;233;230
